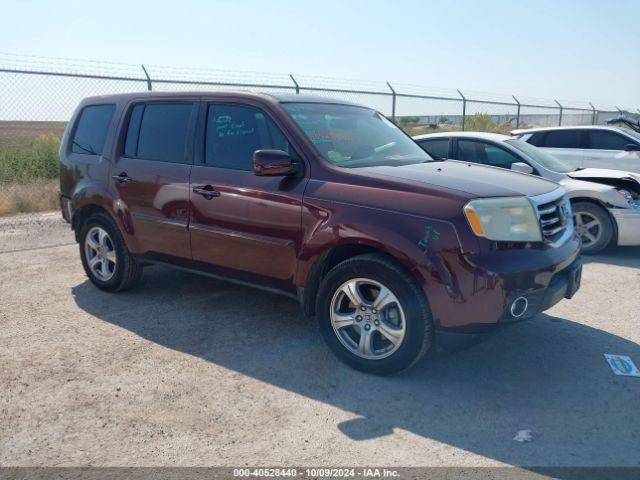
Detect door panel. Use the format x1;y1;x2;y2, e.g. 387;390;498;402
582;130;640;172
109;101;197;260
188;102;307;290
189;167;306;285
111;157;192;259
580;149;640;171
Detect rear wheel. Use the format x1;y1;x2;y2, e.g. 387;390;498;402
572;201;613;254
317;253;434;375
79;212;143;292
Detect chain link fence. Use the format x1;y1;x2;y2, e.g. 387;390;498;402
1;52;638;216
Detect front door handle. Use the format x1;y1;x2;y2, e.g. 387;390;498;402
112;172;132;184
192;185;221;200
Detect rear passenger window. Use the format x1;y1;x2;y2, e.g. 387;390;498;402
125;103;194;163
71;104;115;155
457;140;482;163
417;139;449;159
205;104;293;170
587;130;630;150
541;130;582;148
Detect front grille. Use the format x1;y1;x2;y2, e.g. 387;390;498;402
534;191;572;244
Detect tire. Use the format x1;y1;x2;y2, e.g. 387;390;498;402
79;212;143;292
572;201;614;254
316;253;434;375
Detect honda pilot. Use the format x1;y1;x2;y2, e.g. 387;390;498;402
59;91;582;374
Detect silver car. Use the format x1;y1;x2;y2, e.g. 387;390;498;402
511;126;640;173
414;131;640;253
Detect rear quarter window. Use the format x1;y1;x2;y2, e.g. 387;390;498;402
71;104;116;155
124;103;195;163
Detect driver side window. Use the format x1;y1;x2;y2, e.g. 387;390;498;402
205;104;293;170
483;144;522;169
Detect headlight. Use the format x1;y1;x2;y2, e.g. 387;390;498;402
463;197;542;242
615;188;639;208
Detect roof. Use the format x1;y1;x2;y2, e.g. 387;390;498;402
413;131;511;142
80;90;365;107
511;125;627;135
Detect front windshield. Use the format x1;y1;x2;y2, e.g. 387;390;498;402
282;102;434;167
505;138;575;173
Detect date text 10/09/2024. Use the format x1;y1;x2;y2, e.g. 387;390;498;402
233;468;401;478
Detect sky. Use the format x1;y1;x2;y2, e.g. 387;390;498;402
1;0;639;109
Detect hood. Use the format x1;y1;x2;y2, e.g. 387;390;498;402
567;168;640;194
568;168;640;183
360;160;559;198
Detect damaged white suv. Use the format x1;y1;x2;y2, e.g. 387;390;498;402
414;132;640;253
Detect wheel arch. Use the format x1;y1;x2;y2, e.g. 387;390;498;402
300;242;422;318
72;203;123;243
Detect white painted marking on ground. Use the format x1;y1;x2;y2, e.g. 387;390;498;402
604;354;640;377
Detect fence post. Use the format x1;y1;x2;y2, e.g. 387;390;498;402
141;65;152;91
554;99;563;126
589;102;597;125
457;89;466;131
289;74;300;95
512;95;521;128
386;82;396;123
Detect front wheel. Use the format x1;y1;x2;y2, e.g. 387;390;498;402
572;201;614;254
316;253;434;375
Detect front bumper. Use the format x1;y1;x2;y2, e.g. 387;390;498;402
498;257;582;323
609;207;640;246
424;233;582;333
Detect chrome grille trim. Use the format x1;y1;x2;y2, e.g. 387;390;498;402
528;187;574;247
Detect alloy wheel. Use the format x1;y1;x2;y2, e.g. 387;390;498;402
573;211;602;248
84;226;117;281
329;277;406;360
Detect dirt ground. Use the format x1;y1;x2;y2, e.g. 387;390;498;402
0;212;639;468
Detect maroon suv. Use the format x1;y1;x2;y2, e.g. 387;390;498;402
59;91;582;374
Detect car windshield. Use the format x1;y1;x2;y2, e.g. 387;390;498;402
505;138;575;173
282;102;434;167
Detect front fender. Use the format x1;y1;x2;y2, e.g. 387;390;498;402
296;200;465;307
563;179;629;209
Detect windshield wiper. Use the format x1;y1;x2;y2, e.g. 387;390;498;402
73;140;97;155
573;167;586;172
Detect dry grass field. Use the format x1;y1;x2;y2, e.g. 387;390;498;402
0;121;64;216
0;178;59;216
0;121;66;148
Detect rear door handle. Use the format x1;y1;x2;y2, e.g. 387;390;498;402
192;185;221;200
112;172;132;184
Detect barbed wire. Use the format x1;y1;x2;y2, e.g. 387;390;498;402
0;52;632;113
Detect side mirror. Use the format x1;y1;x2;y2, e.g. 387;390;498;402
253;149;295;176
624;143;640;152
511;162;534;174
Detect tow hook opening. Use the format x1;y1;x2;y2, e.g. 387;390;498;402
510;296;529;318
